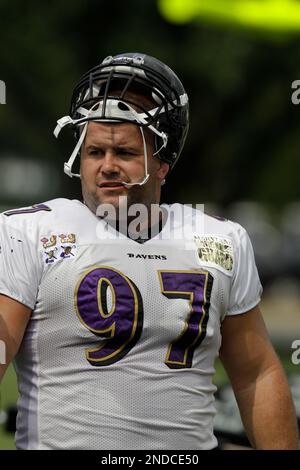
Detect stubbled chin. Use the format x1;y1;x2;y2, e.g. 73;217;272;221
96;189;128;206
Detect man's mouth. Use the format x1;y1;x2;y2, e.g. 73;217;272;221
97;181;125;189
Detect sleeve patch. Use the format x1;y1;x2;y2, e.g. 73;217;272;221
194;235;234;272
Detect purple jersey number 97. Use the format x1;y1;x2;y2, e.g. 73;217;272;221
75;266;213;369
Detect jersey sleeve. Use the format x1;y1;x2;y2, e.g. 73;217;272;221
227;224;263;316
0;215;42;310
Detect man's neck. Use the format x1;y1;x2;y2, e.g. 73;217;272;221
105;205;167;242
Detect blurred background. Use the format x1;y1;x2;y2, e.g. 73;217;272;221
0;0;300;450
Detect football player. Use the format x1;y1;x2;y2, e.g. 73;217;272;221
0;53;298;450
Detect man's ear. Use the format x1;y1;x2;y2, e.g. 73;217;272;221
157;162;170;182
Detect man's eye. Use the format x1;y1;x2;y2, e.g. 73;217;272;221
118;149;134;156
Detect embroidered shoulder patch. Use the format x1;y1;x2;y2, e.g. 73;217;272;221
194;236;233;272
41;233;77;264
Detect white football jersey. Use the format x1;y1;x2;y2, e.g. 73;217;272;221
0;199;262;450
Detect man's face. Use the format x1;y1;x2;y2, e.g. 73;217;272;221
80;121;169;215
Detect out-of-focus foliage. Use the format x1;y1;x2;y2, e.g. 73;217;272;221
0;0;300;208
158;0;300;32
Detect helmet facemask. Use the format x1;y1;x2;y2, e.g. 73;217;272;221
54;53;189;182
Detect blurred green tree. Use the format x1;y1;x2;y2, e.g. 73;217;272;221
0;0;299;207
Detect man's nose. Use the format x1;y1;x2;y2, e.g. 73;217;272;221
100;152;120;175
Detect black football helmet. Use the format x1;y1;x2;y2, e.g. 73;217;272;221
54;52;189;178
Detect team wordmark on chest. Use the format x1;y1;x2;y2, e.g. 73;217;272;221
127;253;167;260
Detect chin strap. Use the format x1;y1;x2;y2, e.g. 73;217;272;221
54;99;168;182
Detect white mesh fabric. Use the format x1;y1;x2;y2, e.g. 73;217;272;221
1;199;262;449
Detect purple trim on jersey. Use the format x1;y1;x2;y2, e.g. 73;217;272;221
208;214;227;222
4;204;52;216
